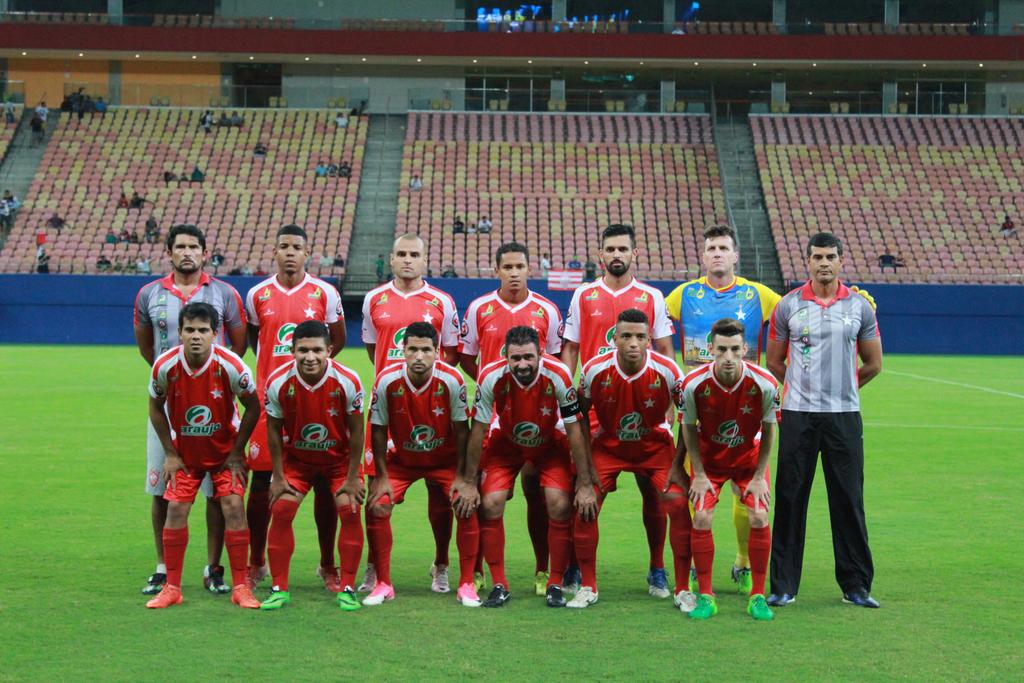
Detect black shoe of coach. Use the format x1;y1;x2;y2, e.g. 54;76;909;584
842;589;880;608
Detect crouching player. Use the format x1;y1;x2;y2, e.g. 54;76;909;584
677;318;780;621
260;321;366;611
146;302;261;609
471;326;597;608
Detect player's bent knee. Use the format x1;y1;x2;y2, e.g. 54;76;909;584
165;501;192;527
482;493;507;519
219;494;246;525
368;504;392;518
748;511;769;528
693;510;714;530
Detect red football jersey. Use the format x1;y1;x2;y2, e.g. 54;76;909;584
580;350;684;459
264;359;365;466
460;290;562;377
244;273;343;391
368;360;468;467
679;361;780;473
473;355;580;452
361;281;460;371
563;278;675;369
150;344;256;469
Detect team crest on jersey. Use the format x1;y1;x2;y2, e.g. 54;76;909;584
308;287;322;299
585;290;600;301
745;288;755;300
600;375;612;388
711;420;745;448
649;376;661;389
287;384;296;397
239;373;251;391
702;385;711;397
258;287;272;301
511;422;545;448
330;388;342;397
404;425;444;452
565;387;578;404
532;307;546;318
481;304;495;318
180;405;221;436
377;293;389;305
352;392;363;411
460;320;469;338
151;380;165;397
434;383;445;396
459;385;468;404
635;292;649;303
616;412;649;442
427;297;441;308
295;423;338;451
748;385;758;396
274;323;297;355
695;288;705;299
544;384;554;395
392;386;405;397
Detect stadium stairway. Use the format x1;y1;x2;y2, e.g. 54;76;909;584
714;121;784;292
343;114;407;294
0;110;51;249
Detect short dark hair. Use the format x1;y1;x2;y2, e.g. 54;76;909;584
495;241;529;267
504;325;540;354
703;224;738;250
277;224;308;241
404;321;438;348
166;224;206;252
616;308;649;327
179;302;219;332
292;320;331;347
806;232;843;256
710;317;745;341
601;223;636;247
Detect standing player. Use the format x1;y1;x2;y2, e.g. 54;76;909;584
677;318;780;621
245;224;346;591
569;309;692;610
470;326;596;608
145;303;261;609
460;242;562;595
360;233;460;594
260;321;366;611
363;322;482;608
134;223;247;596
561;224;676;598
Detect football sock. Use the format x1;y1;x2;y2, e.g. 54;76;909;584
365;513;393;585
573;515;600;590
246;474;272;567
642;492;667;570
162;526;188;588
733;495;751;568
337;506;364;589
663;496;693;594
691;528;715;596
455;513;480;587
267;498;299;591
313;481;339;569
426;484;453;567
524;486;549;574
480;517;507;588
224;528;251;588
156;563;167;575
547;517;572;586
474;508;485;574
748;525;771;596
363;506;375;564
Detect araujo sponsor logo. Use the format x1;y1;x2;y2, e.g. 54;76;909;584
597;326;616;355
711;419;746;448
294;422;338;451
181;405;221;436
403;424;444;452
273;323;297;355
511;421;544;448
616;411;649;442
386;327;407;359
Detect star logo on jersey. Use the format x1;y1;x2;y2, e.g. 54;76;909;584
740;404;753;415
432;406;446;417
841;313;854;326
643;398;655;408
540;406;553;416
327;407;339;417
180;405;221;436
303;306;317;319
274;323;297;355
258;287;272;301
308;287;322;299
422;312;434;323
585;290;600;301
511;422;545;448
295;422;338;451
210;388;223;399
404;425;444;452
735;308;746;320
711;419;746;448
481;303;495;318
616;412;650;442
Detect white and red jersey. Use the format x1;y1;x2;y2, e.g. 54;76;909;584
264;359;365;466
245;273;343;391
580;350;684;459
460;289;562;376
563;278;675;368
149;344;256;469
361;281;460;370
368;361;468;466
473;355;580;453
679;361;780;473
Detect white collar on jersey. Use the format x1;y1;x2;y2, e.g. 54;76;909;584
294;363;331;392
387;280;430;299
403;363;436;395
710;361;750;394
597;276;639;298
491;288;536;314
613;351;650;382
178;344;216;377
272;272;312;296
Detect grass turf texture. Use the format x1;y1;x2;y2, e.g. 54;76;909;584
0;347;1021;681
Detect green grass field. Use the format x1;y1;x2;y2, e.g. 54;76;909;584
1;347;1021;681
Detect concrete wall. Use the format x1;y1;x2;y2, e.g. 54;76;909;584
281;64;466;113
218;0;459;21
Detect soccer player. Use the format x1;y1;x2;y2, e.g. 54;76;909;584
766;232;883;609
470;326;596;608
569;309;692;609
360;233;460;594
363;322;482;607
677;318;780;621
145;302;261;609
134;223;247;596
460;242;562;595
244;225;347;591
260;321;366;611
561;224;676;598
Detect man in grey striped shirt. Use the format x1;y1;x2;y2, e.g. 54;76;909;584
765;232;883;609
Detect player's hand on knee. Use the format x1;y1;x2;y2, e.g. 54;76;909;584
574;483;598;522
269;477;299;505
336;476;365;511
223;449;247;490
451;476;480;519
688;473;714;509
366;476;392;509
163;452;187;490
664;466;690;496
743;479;771;512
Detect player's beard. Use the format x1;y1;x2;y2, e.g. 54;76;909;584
512;366;537;385
606;259;629;277
173;259;203;275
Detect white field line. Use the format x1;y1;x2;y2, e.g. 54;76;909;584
886;370;1024;400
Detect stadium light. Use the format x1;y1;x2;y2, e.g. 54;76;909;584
528;59;533;64
21;51;27;56
362;57;367;62
978;63;984;67
191;55;197;60
304;57;310;61
78;52;84;57
416;58;422;63
134;54;140;58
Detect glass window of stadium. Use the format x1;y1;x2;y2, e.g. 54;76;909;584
785;72;884;114
701;70;772;120
10;0;105;10
899;0;987;24
464;73;551;112
564;69;661;112
565;0;663;23
680;0;772;22
788;0;884;23
896;78;985;115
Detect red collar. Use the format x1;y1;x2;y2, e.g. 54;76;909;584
159;272;212;303
799;280;850;308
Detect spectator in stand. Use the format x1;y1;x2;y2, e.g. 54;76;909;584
466;220;477;235
47;213;66;235
409;174;423;191
200;110;213;133
441;264;458;278
96;255;112;272
217;111;231;127
117;192;130;209
878;253;905;272
338;160;352;178
105;229;117;244
119;227;132;243
190;165;206;184
335;111;349;129
30;112;44;146
211;250;225;270
4;100;15;124
315;161;328;178
95;97;107;114
129;192;145;209
136;257;152;275
254;142;268;158
229;111;244;127
375;254;385;283
584;257;598;281
1001;215;1016;238
567;255;582;269
128;229;141;244
326;162;339;177
539;252;551;277
333;254;346;269
36;246;51;274
0;200;11;232
453;215;466;234
163;170;178;183
477;215;492;234
35;100;48;125
144;216;160;244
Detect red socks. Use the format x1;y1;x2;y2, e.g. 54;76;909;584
524;487;550;574
480;517;507;588
267;498;299;591
313;483;339;569
426;485;453;567
573;515;600;590
224;528;251;588
663;496;693;595
641;493;667;570
748;525;771;596
455;514;480;587
337;506;364;589
547;517;572;586
691;528;715;595
162;526;188;588
365;512;393;585
246;487;270;567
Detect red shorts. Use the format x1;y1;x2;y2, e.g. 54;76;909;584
480;438;573;495
592;442;683;495
164;467;246;504
378;459;458;506
247;413;272;472
694;466;771;513
283;456;351;497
